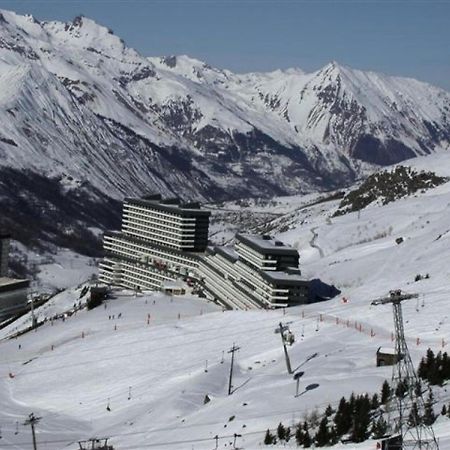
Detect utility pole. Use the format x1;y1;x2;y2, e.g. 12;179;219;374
228;343;240;395
24;413;40;450
279;322;293;374
293;371;304;397
233;432;242;449
30;292;37;329
371;290;439;449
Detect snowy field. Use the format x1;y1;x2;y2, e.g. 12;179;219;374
2;153;450;449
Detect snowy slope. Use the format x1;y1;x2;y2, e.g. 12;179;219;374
2;153;450;448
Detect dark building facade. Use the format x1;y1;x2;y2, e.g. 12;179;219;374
99;196;210;290
0;232;29;322
199;234;309;309
0;232;11;277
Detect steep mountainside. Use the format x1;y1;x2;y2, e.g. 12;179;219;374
1;10;450;258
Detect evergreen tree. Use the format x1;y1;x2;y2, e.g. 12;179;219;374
295;424;304;446
371;416;388;439
426;348;436;368
325;404;333;417
276;422;286;441
441;404;447;416
414;380;422;397
408;402;421;427
423;391;436;426
264;429;274;445
429;352;443;385
395;379;408;398
349;392;356;411
442;352;450;380
381;380;391;404
309;408;320;427
334;396;352;436
351;395;371;442
424;348;436;383
418;357;427;380
285;426;291;442
371;393;380;410
315;417;330;447
303;429;312;448
328;426;339;445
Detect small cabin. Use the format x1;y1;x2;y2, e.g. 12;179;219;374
376;347;399;367
90;285;108;302
162;281;186;296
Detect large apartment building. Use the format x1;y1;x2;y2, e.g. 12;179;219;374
99;195;210;290
99;196;309;310
199;234;308;309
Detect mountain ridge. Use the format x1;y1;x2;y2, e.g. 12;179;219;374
0;9;450;258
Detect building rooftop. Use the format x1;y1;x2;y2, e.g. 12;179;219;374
124;197;210;217
0;277;30;293
260;270;308;285
236;234;299;256
377;347;397;355
215;246;239;263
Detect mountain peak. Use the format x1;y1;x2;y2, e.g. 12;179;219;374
0;9;41;32
320;60;346;76
66;14;114;37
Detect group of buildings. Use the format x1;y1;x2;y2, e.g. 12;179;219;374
99;195;309;310
0;232;30;322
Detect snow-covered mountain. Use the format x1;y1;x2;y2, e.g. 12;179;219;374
1;9;450;258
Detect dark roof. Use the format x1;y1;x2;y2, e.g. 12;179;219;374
0;278;30;293
142;193;162;201
214;246;239;263
236;234;299;256
124;197;211;217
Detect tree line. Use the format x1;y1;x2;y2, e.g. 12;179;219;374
418;348;450;386
263;376;445;447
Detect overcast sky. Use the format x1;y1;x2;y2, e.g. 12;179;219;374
0;0;449;90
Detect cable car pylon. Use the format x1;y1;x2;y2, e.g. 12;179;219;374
371;290;439;449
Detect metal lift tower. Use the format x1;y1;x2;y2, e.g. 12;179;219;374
371;290;439;450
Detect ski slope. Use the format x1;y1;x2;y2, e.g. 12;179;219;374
2;154;450;449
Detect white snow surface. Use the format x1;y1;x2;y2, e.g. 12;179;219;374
1;153;450;448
